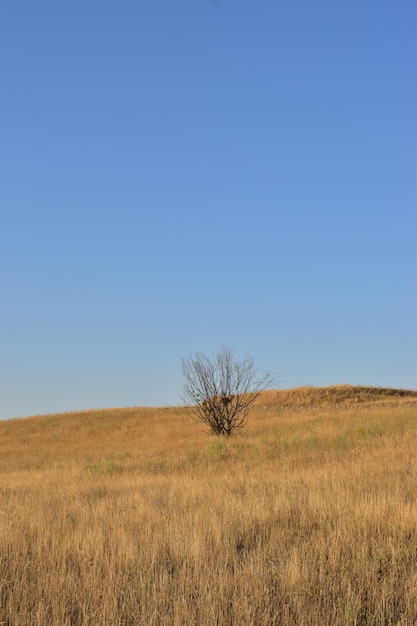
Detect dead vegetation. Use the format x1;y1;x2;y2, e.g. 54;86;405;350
0;385;416;625
257;384;417;410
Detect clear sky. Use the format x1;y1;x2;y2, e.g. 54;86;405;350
1;1;416;420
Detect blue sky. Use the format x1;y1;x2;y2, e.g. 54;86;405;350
1;1;416;419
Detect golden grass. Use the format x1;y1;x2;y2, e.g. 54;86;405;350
1;387;417;625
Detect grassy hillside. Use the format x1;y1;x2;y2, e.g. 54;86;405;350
257;384;417;408
1;386;417;625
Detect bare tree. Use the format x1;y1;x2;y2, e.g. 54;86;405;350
180;347;276;436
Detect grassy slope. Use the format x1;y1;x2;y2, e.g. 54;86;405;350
257;384;417;407
1;386;417;625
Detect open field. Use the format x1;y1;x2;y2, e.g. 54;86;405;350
1;386;417;625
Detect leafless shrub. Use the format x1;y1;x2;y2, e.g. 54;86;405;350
180;347;277;436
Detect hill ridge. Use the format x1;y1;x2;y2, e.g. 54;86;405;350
3;384;417;423
255;384;417;410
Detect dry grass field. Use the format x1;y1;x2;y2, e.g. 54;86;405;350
1;385;417;625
